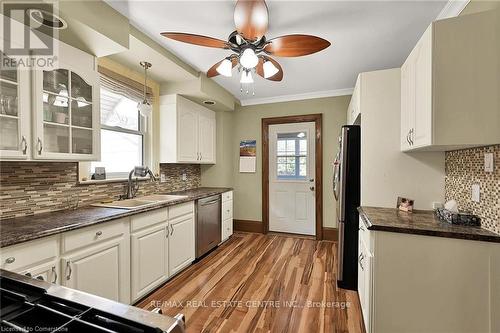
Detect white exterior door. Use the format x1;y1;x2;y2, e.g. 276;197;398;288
269;122;316;235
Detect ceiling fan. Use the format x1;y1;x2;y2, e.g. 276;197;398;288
161;0;330;89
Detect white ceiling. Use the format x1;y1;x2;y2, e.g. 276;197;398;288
105;1;447;105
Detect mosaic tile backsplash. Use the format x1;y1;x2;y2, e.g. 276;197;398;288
445;145;500;235
0;162;201;220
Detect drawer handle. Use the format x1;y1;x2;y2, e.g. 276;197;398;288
170;224;174;236
66;261;72;280
21;135;28;155
5;257;15;264
95;231;103;237
52;266;57;283
359;253;365;271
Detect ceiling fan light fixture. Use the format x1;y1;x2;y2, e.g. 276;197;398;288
240;48;259;69
240;70;254;84
263;60;279;78
216;58;233;77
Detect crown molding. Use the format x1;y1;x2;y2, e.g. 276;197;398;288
436;0;471;20
239;88;354;106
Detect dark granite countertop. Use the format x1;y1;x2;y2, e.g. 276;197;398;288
0;187;232;248
358;206;500;243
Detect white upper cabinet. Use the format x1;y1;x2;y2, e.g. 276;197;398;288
32;42;100;160
160;94;216;164
0;42;31;159
0;36;100;161
401;10;500;151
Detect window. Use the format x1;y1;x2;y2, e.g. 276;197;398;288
90;87;145;178
276;132;307;180
79;71;151;182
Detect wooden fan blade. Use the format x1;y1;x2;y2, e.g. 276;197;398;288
264;35;331;57
234;0;269;42
256;56;283;81
207;57;239;78
161;32;229;49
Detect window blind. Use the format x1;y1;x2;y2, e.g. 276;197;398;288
98;66;153;104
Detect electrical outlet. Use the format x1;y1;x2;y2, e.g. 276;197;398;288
471;184;480;203
182;173;187;181
160;173;166;183
484;152;494;172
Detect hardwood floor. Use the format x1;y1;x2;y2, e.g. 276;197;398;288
137;232;364;333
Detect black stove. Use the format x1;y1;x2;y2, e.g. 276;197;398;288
0;276;165;333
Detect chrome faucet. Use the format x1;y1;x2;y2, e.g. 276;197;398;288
121;166;157;200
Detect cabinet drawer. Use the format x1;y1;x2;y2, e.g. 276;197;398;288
0;236;58;272
222;201;233;221
169;201;194;220
131;208;168;232
62;218;128;253
222;191;233;203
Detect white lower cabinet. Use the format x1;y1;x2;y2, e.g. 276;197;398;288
168;213;195;277
20;260;59;284
0;200;200;305
221;191;233;242
131;222;168;302
358;217;500;333
61;218;130;304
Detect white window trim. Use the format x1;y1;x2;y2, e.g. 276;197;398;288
78;99;153;184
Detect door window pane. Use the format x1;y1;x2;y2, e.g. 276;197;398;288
71;73;92;102
71;100;93;128
0;81;18;116
276;132;308;180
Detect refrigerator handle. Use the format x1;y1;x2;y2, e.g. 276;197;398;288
338;127;349;221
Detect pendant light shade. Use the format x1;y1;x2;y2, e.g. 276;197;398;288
216;58;233;77
138;61;152;117
263;60;279;78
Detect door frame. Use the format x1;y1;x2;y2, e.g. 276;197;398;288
262;114;323;240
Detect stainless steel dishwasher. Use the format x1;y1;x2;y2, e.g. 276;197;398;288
196;195;221;258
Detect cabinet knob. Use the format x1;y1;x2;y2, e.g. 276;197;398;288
24;272;32;277
95;231;102;237
5;257;15;264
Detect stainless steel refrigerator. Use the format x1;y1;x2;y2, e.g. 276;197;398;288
334;125;360;290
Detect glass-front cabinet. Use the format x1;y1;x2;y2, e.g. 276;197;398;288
0;54;30;159
33;62;100;160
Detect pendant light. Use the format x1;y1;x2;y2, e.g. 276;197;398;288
138;61;152;117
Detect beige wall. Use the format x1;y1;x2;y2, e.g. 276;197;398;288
201;96;349;228
201;111;235;187
461;0;500;15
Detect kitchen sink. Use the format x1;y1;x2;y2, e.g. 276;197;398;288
92;195;188;210
140;194;187;202
93;199;156;210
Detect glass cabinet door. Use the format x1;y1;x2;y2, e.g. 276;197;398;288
0;53;27;158
40;69;95;157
